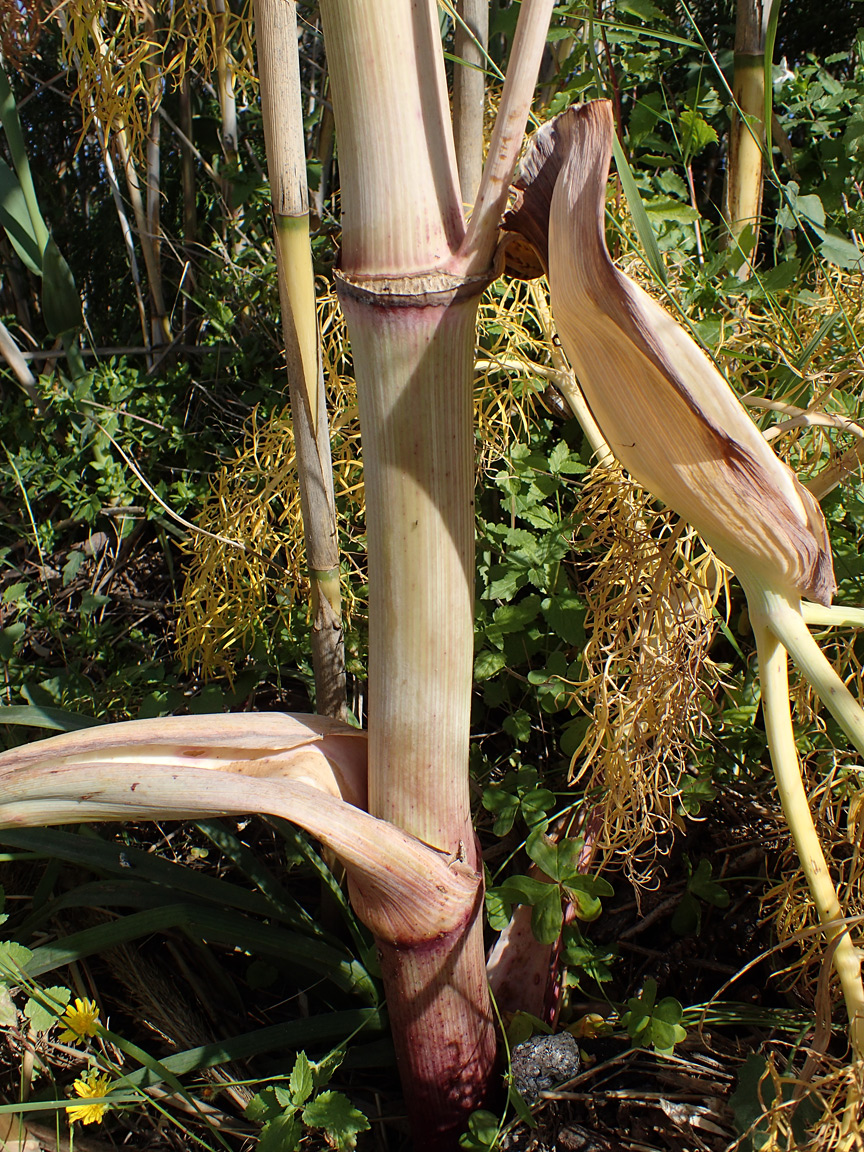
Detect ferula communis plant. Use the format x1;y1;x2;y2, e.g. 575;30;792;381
503;98;864;1064
0;4;558;1148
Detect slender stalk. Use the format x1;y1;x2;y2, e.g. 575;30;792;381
760;587;864;759
142;1;168;345
453;0;489;207
725;0;773;277
801;602;864;630
255;0;346;719
459;0;556;274
752;610;864;1058
0;317;39;403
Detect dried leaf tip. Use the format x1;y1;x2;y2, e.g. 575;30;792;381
507;99;834;606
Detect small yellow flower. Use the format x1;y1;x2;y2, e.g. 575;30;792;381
59;998;100;1044
66;1069;112;1125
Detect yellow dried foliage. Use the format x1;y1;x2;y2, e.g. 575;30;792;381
56;0;255;152
569;462;729;880
730;1050;864;1151
177;288;363;678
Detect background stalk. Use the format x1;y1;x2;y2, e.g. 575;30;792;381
753;615;864;1058
725;0;773;276
453;0;489;207
255;0;347;720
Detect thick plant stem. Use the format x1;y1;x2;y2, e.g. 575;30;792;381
255;0;346;719
752;612;864;1058
339;281;495;1146
319;3;551;1140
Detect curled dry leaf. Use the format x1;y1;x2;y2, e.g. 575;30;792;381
501;99;835;607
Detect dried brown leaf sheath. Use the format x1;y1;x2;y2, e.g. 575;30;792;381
502;100;834;606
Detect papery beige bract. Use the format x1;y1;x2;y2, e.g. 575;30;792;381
505;100;835;606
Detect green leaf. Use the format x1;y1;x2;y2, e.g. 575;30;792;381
564;875;613;923
0;987;17;1028
525;829;560;880
459;1110;501;1150
0;67;49;253
502;709;532;743
302;1091;370;1151
671;891;701;936
496;875;551;907
24;986;70;1033
642;195;700;224
688;859;730;908
310;1047;345;1091
530;886;564;945
819;230;864;270
474;650;506;681
492;596;542;633
611;131;667;285
541;590;585;646
0;704;101;731
485;887;511;932
41;237;83;338
678;109;717;158
246;1087;287;1124
519;787;555;828
258;1112;301;1152
650;1015;687;1056
0;941;33;984
617;0;667;21
0;158;43;274
289;1052;314;1107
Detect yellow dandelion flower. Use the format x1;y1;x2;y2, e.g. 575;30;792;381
66;1069;112;1125
59;998;100;1044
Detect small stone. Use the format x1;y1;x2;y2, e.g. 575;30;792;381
510;1031;581;1102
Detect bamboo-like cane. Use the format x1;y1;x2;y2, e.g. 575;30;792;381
254;0;347;720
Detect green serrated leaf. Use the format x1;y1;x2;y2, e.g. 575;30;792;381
0;986;17;1027
289;1051;314;1106
310;1047;345;1091
541;590;586;646
245;1087;283;1124
302;1090;370;1151
0;941;33;984
258;1112;301;1152
473;650;506;681
24;986;70;1033
678;109;717;157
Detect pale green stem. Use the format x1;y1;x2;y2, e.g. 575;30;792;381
755;586;864;759
751;609;864;1058
801;602;864;630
